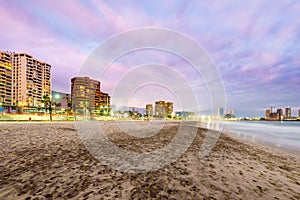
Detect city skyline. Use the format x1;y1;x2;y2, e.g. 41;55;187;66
1;1;300;117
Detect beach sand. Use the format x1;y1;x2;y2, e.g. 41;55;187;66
0;121;299;199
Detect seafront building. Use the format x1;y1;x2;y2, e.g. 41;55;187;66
146;104;153;118
165;102;174;118
285;107;291;118
224;109;236;119
155;101;166;118
0;51;51;112
0;52;12;110
99;92;111;115
265;107;281;121
217;107;224;118
154;100;173;118
71;77;110;115
265;107;298;121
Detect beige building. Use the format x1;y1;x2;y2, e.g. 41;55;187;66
155;100;166;118
71;77;101;111
265;108;282;121
0;51;51;112
146;104;153;117
165;102;173;118
100;92;111;115
0;52;12;109
285;107;291;118
71;77;110;115
154;101;173;118
100;92;111;108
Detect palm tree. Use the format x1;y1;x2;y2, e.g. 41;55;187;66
42;95;52;121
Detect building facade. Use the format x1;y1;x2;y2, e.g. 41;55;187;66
12;53;51;111
285;107;291;118
146;104;153;117
277;108;283;120
217;107;224;118
155;100;166;118
0;51;51;112
165;102;173;118
154;100;173;118
100;92;111;115
71;77;101;111
71;77;110;115
266;107;283;121
0;52;12;110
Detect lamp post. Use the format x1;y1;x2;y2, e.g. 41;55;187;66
54;93;60;114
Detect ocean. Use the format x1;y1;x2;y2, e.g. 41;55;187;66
202;121;300;151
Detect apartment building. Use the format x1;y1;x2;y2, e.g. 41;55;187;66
0;51;51;112
0;52;12;109
71;77;101;111
12;53;51;111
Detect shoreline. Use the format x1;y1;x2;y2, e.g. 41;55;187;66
221;130;300;160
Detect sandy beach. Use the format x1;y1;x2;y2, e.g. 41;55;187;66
0;121;299;199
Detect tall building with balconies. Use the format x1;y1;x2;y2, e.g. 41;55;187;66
71;77;111;116
71;77;101;111
165;102;173;118
0;51;51;112
100;92;111;115
0;51;12;110
265;109;271;119
146;104;153;117
277;108;283;120
154;100;173;118
285;107;291;118
155;100;166;118
12;53;51;111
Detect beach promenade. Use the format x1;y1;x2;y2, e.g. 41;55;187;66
0;122;299;199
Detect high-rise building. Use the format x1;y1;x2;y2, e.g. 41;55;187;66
71;77;101;112
71;77;111;116
266;107;283;121
100;92;111;108
165;102;173;118
224;109;236;119
228;110;234;115
0;51;51;112
285;107;291;118
277;108;283;120
0;52;12;110
298;109;300;118
155;100;166;118
146;104;153;117
154;101;173;118
217;107;224;118
12;53;51;111
100;92;111;116
265;109;271;119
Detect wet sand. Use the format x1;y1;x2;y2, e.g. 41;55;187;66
0;121;299;199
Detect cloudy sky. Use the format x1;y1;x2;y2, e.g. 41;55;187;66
1;0;299;117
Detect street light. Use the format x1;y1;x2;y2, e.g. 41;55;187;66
53;93;60;114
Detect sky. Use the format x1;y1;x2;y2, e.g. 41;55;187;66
1;0;300;117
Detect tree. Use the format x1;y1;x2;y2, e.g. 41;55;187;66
42;95;52;121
